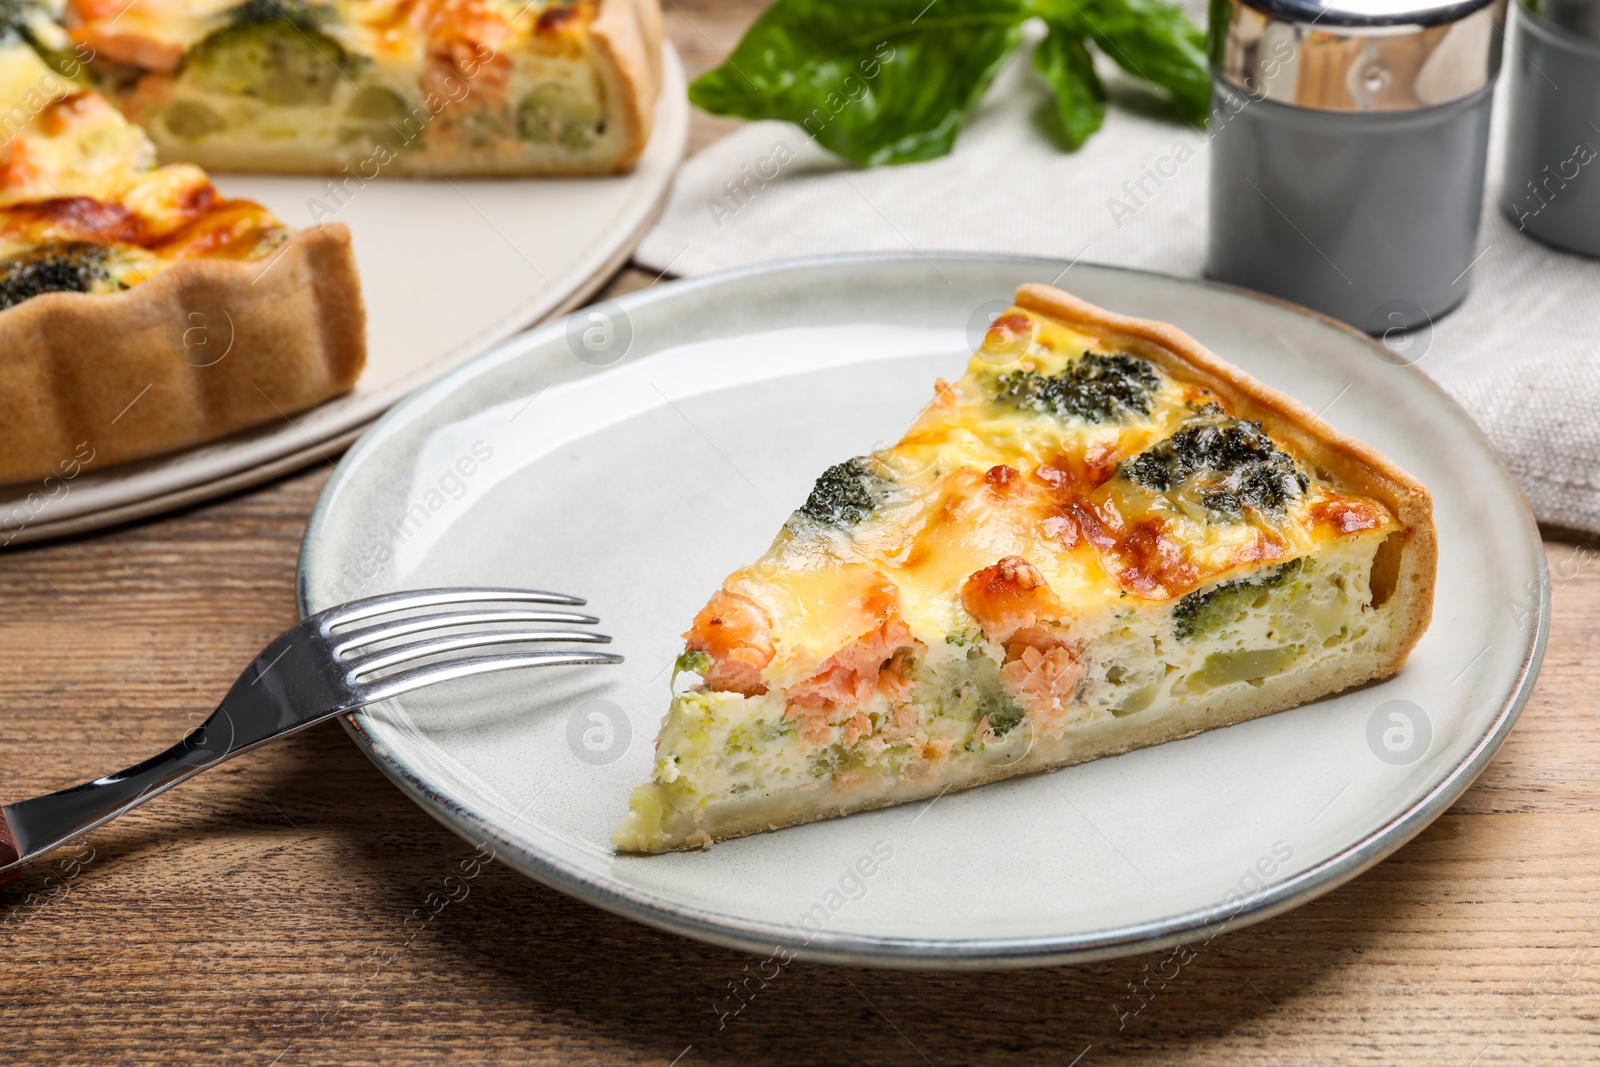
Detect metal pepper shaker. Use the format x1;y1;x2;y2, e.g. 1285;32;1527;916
1502;0;1600;256
1206;0;1508;333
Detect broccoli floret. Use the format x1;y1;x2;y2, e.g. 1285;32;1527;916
517;84;603;148
0;1;85;75
913;647;1026;738
981;696;1025;737
674;650;710;674
227;0;325;26
185;2;354;107
795;457;891;528
670;649;710;691
990;352;1162;423
0;0;49;44
1121;411;1308;521
1171;558;1303;641
0;243;112;311
0;0;35;46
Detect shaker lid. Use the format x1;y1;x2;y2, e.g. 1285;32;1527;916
1240;0;1497;28
1212;0;1507;111
1522;0;1600;42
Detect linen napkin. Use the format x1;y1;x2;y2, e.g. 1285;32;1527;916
634;35;1600;534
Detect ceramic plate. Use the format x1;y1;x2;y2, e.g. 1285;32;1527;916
298;254;1547;969
1;46;688;546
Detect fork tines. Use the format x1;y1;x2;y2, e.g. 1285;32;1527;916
318;587;623;699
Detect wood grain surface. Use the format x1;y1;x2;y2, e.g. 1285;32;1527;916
2;3;1597;1063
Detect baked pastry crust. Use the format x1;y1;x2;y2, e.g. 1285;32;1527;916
614;284;1438;853
588;0;665;173
0;224;366;486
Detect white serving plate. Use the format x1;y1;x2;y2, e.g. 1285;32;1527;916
0;46;688;545
298;254;1547;969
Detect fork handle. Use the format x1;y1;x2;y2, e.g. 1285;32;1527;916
0;708;283;874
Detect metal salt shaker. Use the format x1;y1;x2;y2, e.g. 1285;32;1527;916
1207;0;1507;333
1502;0;1600;257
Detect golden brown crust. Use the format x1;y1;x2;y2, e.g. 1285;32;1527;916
1012;282;1437;672
589;0;664;172
0;224;366;487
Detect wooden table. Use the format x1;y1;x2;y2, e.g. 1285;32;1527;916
4;4;1597;1063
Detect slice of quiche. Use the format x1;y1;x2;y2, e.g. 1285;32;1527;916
0;38;364;486
613;284;1435;853
57;0;662;176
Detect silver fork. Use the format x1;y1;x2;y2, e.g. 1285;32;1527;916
0;587;622;878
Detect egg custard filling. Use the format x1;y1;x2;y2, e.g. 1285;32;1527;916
46;0;662;175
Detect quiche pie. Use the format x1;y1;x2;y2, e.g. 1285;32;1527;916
0;39;364;486
55;0;663;176
613;284;1436;853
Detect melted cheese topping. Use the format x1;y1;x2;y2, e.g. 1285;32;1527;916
721;311;1388;690
67;0;241;68
66;0;583;65
0;42;287;302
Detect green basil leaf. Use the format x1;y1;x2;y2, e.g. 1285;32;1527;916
1031;20;1106;148
688;0;1029;166
1053;0;1210;125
